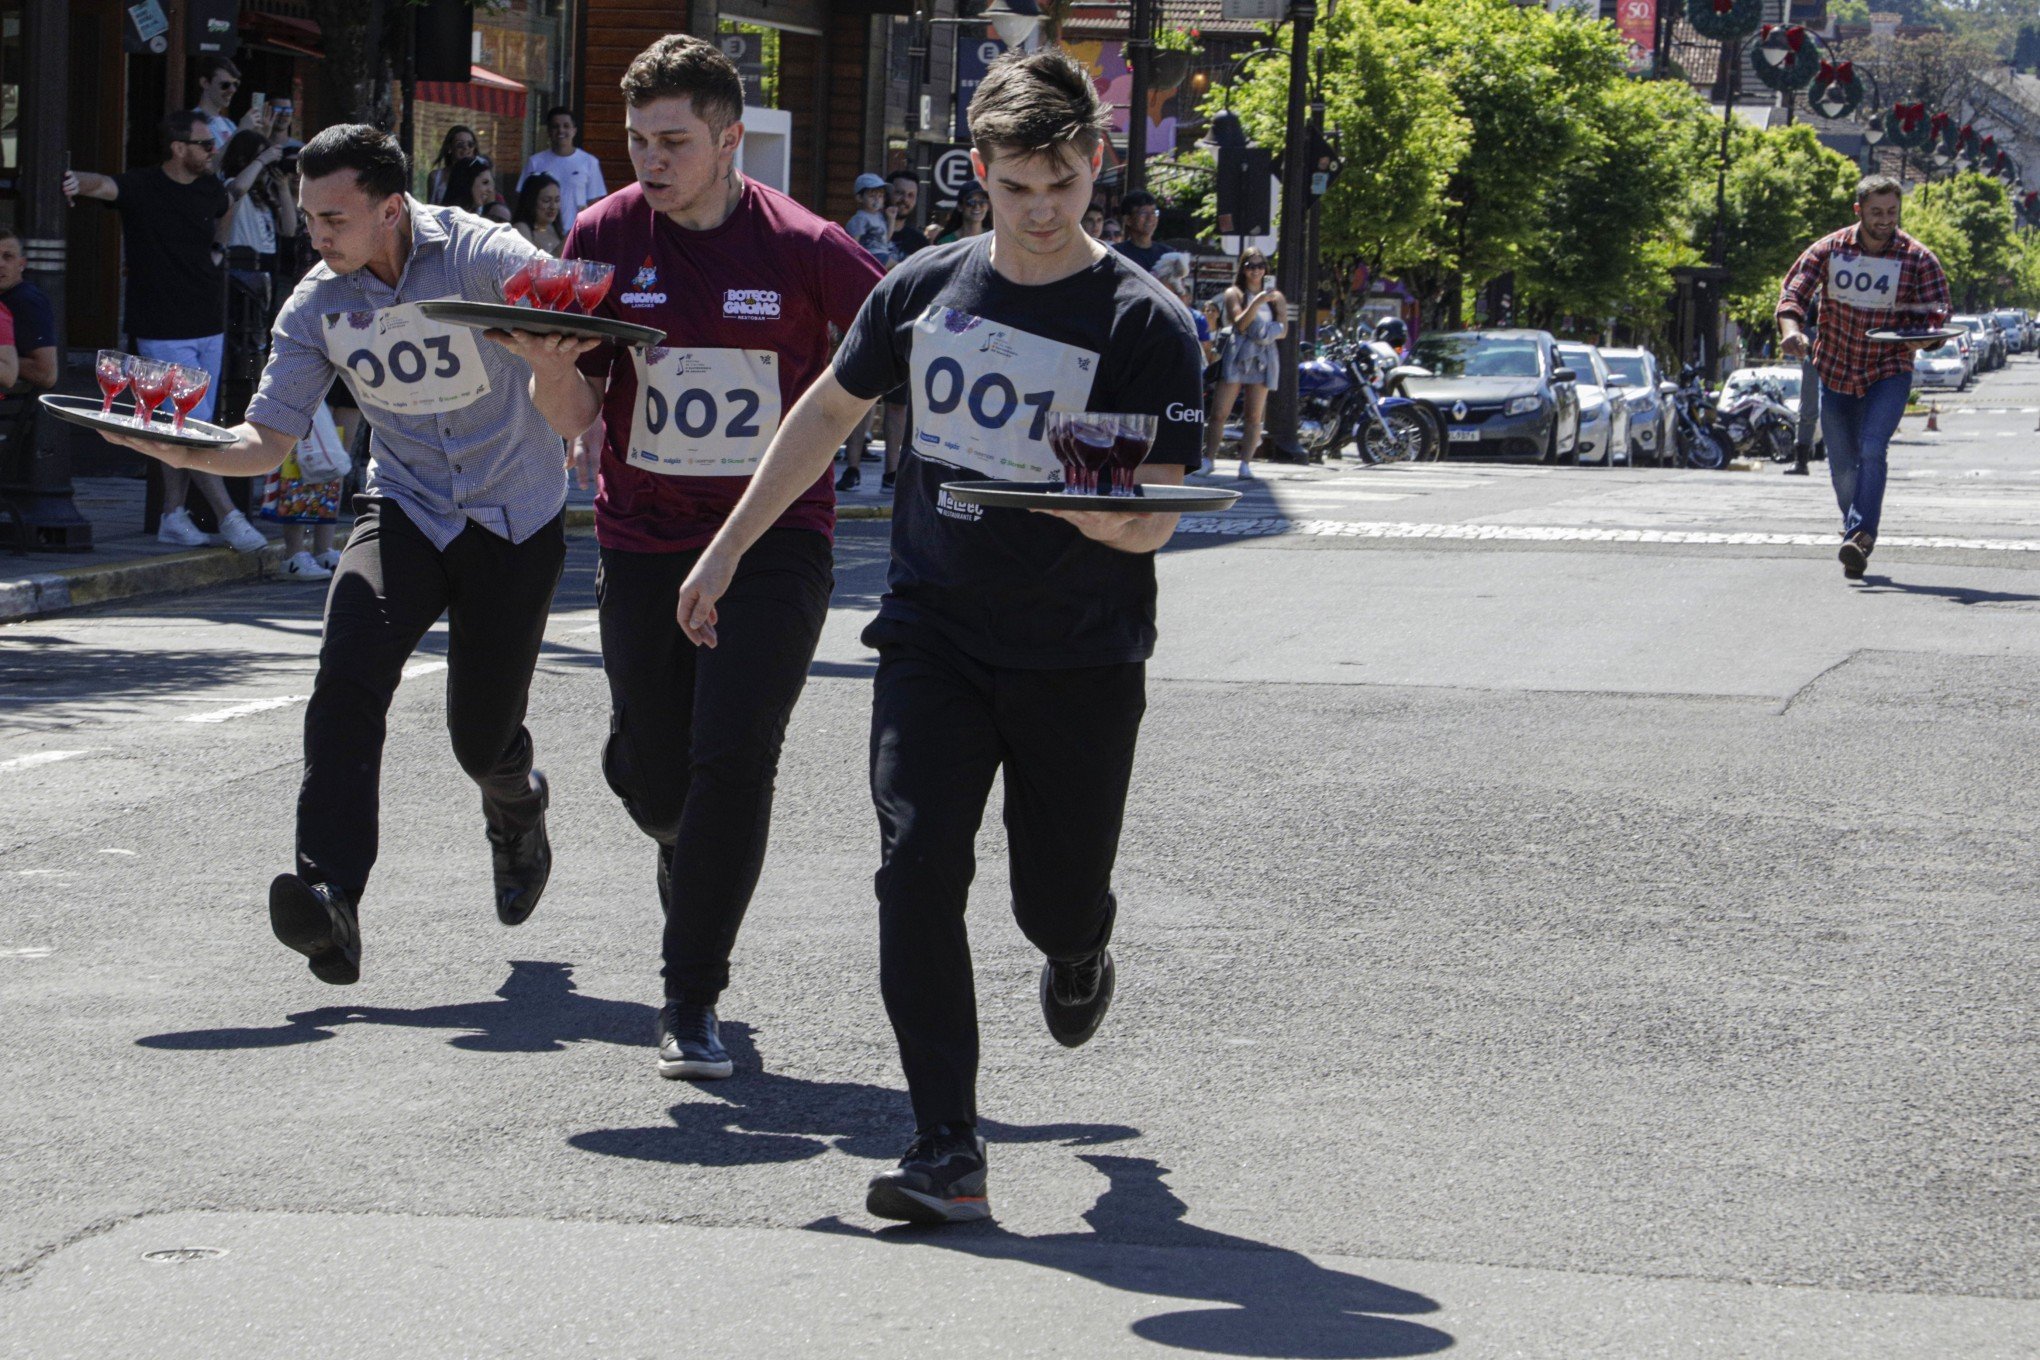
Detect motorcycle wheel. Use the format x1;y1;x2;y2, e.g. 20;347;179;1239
1363;409;1428;464
1413;404;1445;461
1684;426;1727;471
1765;426;1796;463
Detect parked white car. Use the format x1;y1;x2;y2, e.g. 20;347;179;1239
1556;343;1630;466
1914;339;1967;391
1599;348;1674;466
1717;365;1823;460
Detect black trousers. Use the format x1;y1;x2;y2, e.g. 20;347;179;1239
870;625;1145;1131
297;500;566;898
596;529;833;1004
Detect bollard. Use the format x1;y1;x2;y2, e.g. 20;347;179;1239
1925;401;1939;432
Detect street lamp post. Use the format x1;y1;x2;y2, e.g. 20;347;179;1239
1125;0;1153;194
1262;0;1317;462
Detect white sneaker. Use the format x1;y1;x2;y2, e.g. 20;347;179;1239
1196;458;1215;477
157;507;208;548
314;549;342;572
282;551;332;581
1236;461;1254;480
219;509;269;554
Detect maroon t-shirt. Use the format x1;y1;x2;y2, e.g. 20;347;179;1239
566;179;884;552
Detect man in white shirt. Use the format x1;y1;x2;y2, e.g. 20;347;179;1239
517;106;608;235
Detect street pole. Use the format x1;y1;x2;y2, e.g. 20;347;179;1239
1708;36;1741;384
1263;0;1316;461
1124;0;1152;193
1301;57;1324;352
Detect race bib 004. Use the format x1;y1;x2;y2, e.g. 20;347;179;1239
321;300;491;417
626;347;782;476
1825;251;1901;311
907;306;1099;480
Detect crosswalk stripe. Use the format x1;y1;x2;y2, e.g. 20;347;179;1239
1175;518;2040;551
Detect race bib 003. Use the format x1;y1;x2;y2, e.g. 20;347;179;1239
1825;251;1901;311
626;347;783;477
907;306;1100;480
321;300;492;417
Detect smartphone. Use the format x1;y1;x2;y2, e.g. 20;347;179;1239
250;91;267;116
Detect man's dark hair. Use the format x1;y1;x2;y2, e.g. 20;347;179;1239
160;110;209;156
887;168;918;186
0;227;21;249
1119;189;1156;212
968;48;1108;167
196;55;240;84
299;124;411;200
1855;173;1903;205
620;34;744;131
543;105;577;129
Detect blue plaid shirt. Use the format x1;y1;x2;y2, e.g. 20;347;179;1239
246;199;565;549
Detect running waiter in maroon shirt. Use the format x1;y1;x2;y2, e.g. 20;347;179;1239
1776;173;1949;579
506;34;883;1078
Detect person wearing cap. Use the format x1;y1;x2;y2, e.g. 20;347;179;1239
846;173;894;262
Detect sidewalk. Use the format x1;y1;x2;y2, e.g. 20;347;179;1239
2;451;896;625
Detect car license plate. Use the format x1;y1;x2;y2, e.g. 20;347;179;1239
1448;427;1480;442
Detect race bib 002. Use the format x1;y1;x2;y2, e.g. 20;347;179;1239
626;346;783;477
1825;251;1902;311
907;306;1100;480
321;300;492;416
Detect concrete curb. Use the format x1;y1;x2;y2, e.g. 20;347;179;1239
3;505;894;626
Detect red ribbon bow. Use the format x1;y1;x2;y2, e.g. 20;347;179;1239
1930;112;1950;134
1818;61;1853;83
1713;0;1736;13
1784;26;1807;51
1895;103;1926;128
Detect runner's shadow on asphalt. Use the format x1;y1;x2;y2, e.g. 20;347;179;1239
566;1021;1138;1167
1852;575;2040;605
806;1155;1452;1358
134;959;652;1054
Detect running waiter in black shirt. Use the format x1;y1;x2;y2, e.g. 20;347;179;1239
677;48;1204;1225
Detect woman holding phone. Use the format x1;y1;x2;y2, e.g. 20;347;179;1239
1203;248;1286;479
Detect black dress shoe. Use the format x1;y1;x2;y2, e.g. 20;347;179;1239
269;874;361;985
490;770;551;926
1040;948;1116;1048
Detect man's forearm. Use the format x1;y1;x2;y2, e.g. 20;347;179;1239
529;368;602;440
711;376;871;561
176;420;298;476
20;348;57;390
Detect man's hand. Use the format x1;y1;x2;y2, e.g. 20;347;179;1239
1029;507;1145;545
484;327;601;377
1779;330;1810;360
94;427;210;469
676;545;739;648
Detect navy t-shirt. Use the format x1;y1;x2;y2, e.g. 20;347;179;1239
0;281;56;355
833;236;1204;669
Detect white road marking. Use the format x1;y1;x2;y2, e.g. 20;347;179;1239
404;660;449;679
1177;517;2040;551
0;750;93;772
0;947;53;959
181;695;311;725
99;848;137;856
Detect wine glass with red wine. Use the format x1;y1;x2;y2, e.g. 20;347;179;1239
129;359;174;429
96;350;132;416
1047;411;1158;497
573;260;615;313
501;256;539;307
534;256;577;311
168;364;211;435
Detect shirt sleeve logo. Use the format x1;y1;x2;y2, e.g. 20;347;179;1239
723;289;783;319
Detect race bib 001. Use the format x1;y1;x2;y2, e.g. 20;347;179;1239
1825;251;1901;311
907;306;1100;480
626;347;783;477
321;300;492;416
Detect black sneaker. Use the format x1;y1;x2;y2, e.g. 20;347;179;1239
1839;533;1870;579
836;465;861;492
657;1002;734;1080
268;873;361;985
488;770;551;926
866;1124;990;1225
880;471;896;492
1040;948;1115;1049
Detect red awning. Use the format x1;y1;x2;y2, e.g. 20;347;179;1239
415;65;528;121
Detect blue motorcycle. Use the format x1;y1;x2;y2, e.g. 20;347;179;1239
1299;329;1441;464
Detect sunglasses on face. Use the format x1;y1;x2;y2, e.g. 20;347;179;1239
1243;262;1266;271
211;78;239;89
963;197;987;208
176;138;218;151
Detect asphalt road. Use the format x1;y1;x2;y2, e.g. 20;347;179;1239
2;356;2037;1358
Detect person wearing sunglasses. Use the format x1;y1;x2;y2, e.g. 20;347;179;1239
65;110;266;552
1203;249;1286;479
933;186;991;243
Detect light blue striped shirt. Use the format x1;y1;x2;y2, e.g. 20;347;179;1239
246;199;565;550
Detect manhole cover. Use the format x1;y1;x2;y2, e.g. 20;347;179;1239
142;1248;225;1264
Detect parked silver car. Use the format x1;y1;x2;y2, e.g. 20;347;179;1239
1953;315;2004;371
1914;338;1968;391
1598;348;1674;466
1556;343;1630;466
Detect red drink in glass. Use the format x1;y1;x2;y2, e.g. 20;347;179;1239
1050;422;1115;495
169;365;211;435
573;261;614;313
131;360;174;428
534;257;577;311
96;350;131;416
502;258;538;306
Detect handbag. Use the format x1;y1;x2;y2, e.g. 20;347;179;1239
292;402;352;484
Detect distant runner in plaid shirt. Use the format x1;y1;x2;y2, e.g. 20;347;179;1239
1776;174;1949;580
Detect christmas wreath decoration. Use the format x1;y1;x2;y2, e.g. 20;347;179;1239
1884;102;1934;151
1685;0;1763;44
1807;61;1863;119
2019;191;2039;228
1752;25;1819;93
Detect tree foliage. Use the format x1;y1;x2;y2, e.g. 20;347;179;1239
1903;174;2022;310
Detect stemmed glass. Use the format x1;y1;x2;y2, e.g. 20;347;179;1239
168;365;211;435
95;350;132;416
128;359;175;429
573;260;615;314
533;256;577;311
501;255;539;307
1046;411;1158;497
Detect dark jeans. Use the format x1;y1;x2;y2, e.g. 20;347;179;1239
297;500;565;897
1818;371;1910;541
870;625;1145;1131
596;529;833;1005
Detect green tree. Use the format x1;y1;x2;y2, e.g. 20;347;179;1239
1689;123;1860;337
1904;174;2020;309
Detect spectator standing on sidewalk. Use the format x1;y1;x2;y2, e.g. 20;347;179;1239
1112;189;1167;273
1203;247;1285;480
0;230;58;392
194;56;255;157
446;156;514;225
0;301;18;391
64;111;267;553
427;126;479;206
511;173;566;254
517;107;608;236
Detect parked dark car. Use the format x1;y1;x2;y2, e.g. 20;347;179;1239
1402;329;1582;462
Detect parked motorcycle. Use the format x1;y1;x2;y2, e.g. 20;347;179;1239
1716;376;1798;463
1668;364;1728;470
1208;325;1440;464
